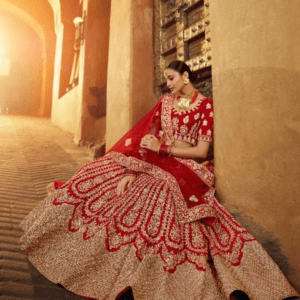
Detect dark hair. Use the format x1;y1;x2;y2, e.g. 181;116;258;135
167;61;197;83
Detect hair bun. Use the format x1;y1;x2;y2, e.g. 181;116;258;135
190;72;197;83
166;61;198;83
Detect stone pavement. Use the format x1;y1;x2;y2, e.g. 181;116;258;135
0;116;93;300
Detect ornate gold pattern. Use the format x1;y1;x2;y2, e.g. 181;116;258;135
161;94;176;146
19;172;298;299
23;154;255;269
179;125;189;135
198;135;212;142
175;158;214;187
125;138;131;146
19;93;298;300
183;115;189;124
172;98;205;116
171;117;179;130
189;195;199;202
168;96;213;145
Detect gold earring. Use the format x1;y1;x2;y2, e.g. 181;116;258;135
164;69;168;79
184;78;190;85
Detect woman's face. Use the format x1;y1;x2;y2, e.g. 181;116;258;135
165;69;185;94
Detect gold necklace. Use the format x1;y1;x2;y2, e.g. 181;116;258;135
176;90;198;110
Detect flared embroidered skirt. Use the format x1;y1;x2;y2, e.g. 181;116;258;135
19;156;298;300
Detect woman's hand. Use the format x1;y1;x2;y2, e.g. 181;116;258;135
140;134;161;153
116;175;136;196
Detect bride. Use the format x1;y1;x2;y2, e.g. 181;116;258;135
20;61;298;300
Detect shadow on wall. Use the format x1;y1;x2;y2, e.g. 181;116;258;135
215;192;300;293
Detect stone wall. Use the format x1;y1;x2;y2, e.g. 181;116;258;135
210;0;300;291
51;0;110;145
80;0;110;144
106;0;155;150
51;1;83;138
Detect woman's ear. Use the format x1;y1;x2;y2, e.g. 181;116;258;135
183;71;189;80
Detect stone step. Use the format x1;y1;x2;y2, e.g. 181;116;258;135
0;229;23;238
0;242;23;253
0;208;33;216
0;212;27;220
0;116;92;299
0;235;20;245
0;216;25;225
0;259;30;272
0;189;41;198
0;194;40;202
0;251;27;261
0;200;37;209
0;222;23;231
0;281;35;297
0;269;32;283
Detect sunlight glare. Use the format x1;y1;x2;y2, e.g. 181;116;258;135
0;46;10;76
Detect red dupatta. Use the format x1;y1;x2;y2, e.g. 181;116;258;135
108;94;216;225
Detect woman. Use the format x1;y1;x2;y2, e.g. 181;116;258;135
19;61;298;300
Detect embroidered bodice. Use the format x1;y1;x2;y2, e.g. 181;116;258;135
169;96;213;146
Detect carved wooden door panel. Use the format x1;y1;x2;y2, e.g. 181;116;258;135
154;0;212;99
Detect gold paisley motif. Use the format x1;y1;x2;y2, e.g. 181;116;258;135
125;138;131;146
189;195;199;202
183;115;189;124
206;103;212;109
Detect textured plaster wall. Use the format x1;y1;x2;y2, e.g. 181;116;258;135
210;0;300;290
52;85;80;135
80;0;110;143
106;0;155;150
130;1;156;126
52;0;110;144
51;0;85;142
51;23;81;137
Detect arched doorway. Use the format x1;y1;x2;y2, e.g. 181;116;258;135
0;11;42;115
0;0;55;117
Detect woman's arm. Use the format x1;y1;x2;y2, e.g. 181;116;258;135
140;136;210;159
169;140;210;159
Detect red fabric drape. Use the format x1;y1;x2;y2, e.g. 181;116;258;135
53;96;215;225
108;97;215;225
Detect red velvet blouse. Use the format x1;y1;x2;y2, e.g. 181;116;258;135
170;97;213;145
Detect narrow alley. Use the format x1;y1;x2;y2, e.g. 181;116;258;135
0;115;91;299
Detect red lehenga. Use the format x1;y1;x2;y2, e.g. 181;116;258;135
19;94;298;300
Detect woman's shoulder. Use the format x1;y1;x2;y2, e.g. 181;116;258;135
201;96;213;103
199;97;213;108
160;93;175;102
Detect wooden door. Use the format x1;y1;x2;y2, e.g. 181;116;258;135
154;0;212;99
